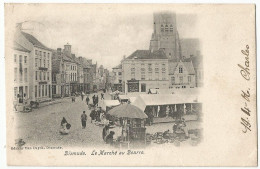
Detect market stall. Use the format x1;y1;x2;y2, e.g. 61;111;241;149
108;104;148;148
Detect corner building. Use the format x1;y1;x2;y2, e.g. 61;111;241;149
122;50;169;94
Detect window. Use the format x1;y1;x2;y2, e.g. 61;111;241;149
47;60;49;68
179;76;183;84
43;72;46;80
171;77;175;85
42;85;44;97
43;52;46;57
39;51;42;56
155;68;159;72
165;25;168;32
118;72;122;75
45;85;47;96
14;68;17;81
141;71;145;80
155;72;159;80
35;50;38;55
188;76;191;83
39;59;42;67
131;68;135;71
179;65;183;73
47;72;49;81
35;58;38;67
19;55;22;63
162;72;166;80
35;86;37;98
170;25;173;32
24;56;27;64
14;54;17;62
39;71;42;80
44;60;46;67
131;72;135;80
182;86;186;88
35;71;38;80
24;68;27;82
48;53;50;59
161;25;164;32
14;87;18;98
38;85;41;97
148;72;152;80
119;80;122;83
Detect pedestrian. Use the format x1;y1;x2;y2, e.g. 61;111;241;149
102;125;110;141
92;95;96;106
81;111;87;129
86;96;90;105
90;108;96;123
101;93;104;100
81;92;84;101
105;131;115;145
96;95;99;106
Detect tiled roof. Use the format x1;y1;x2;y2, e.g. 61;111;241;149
169;61;195;75
21;32;51;51
13;41;31;53
183;62;195;74
126;50;168;60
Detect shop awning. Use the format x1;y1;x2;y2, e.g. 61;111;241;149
132;94;200;111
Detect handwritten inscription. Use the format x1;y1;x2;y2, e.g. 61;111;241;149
238;45;251;133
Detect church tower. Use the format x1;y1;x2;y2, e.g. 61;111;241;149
149;12;181;60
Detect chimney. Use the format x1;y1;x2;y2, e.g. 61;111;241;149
57;48;62;55
78;56;83;62
64;43;71;57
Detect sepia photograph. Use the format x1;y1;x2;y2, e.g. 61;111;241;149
4;3;257;167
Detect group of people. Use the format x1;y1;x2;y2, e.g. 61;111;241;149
89;107;105;123
102;125;115;145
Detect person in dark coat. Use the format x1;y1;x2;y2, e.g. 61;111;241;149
101;93;104;100
86;96;90;105
105;131;115;145
81;111;87;129
102;125;110;141
92;95;96;106
90;108;96;123
81;92;84;101
61;117;68;126
96;95;99;106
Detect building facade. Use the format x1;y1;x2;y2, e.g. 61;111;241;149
122;50;169;94
112;64;123;92
13;42;30;104
168;61;196;89
14;29;52;103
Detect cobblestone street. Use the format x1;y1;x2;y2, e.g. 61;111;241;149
15;92;202;148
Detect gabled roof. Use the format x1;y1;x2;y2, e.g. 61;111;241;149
169;61;195;75
13;41;31;53
126;50;168;60
21;32;51;51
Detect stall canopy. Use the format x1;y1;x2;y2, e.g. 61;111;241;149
129;97;137;103
119;95;129;101
100;100;120;111
132;94;200;111
108;104;148;119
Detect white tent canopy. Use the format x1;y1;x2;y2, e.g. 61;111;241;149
132;94;200;111
100;100;120;111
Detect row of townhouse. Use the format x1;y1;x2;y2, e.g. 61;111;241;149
12;26;111;105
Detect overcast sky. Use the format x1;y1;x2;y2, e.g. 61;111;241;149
7;4;199;70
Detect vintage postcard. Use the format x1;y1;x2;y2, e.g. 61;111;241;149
5;4;257;166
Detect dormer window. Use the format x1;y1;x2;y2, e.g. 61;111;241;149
165;25;169;32
161;25;164;32
179;65;183;73
170;25;173;32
